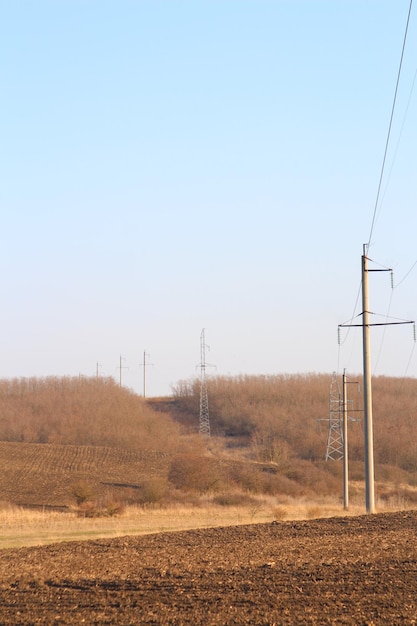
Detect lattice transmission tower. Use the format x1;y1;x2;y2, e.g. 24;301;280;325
324;372;344;461
199;329;210;436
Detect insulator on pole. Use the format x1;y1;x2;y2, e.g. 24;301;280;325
413;322;416;342
390;270;394;289
337;326;341;345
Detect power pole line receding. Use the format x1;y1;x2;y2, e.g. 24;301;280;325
142;350;153;398
118;355;128;388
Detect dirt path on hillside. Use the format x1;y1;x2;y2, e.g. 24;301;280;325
0;511;416;624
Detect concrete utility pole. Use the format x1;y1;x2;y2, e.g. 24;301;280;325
340;246;413;514
342;371;361;510
342;370;349;510
362;251;375;514
142;351;152;398
118;355;127;388
143;351;147;398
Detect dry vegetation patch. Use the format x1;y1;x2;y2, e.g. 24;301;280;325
1;373;417;523
0;376;179;449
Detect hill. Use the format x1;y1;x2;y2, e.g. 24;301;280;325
0;376;179;450
0;373;416;510
169;372;417;475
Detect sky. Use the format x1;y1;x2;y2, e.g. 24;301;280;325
1;1;417;397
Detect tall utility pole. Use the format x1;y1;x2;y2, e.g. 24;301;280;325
319;370;360;508
199;329;210;436
341;370;361;510
362;251;375;513
118;355;127;388
340;246;413;514
342;370;349;510
142;351;151;398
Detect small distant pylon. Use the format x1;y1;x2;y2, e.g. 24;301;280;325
199;329;210;436
325;372;344;461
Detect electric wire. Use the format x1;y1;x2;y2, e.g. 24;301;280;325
367;0;413;250
403;338;417;378
365;1;414;379
394;259;417;288
379;65;417;210
337;3;414;382
336;280;361;378
338;282;362;346
372;288;394;375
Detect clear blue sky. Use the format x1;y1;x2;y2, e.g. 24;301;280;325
1;1;416;396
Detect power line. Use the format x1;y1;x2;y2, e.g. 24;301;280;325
367;0;413;249
403;338;417;379
337;282;362;347
379;65;417;210
372;288;394;375
394;259;417;288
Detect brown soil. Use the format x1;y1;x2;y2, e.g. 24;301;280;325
0;510;416;624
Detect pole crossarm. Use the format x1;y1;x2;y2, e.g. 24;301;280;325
339;320;414;328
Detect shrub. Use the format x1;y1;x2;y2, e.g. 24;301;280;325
272;505;288;521
212;492;257;507
306;506;322;519
76;497;125;518
71;480;95;506
168;454;221;493
139;477;169;504
227;463;262;493
251;431;291;467
102;497;125;517
76;500;100;518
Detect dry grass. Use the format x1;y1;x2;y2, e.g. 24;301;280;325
0;494;413;550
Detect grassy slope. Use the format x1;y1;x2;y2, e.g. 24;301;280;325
0;374;416;509
0;441;171;507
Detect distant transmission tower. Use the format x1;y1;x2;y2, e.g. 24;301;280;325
324;372;344;461
199;329;210;436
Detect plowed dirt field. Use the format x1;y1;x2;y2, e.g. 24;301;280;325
0;510;416;624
